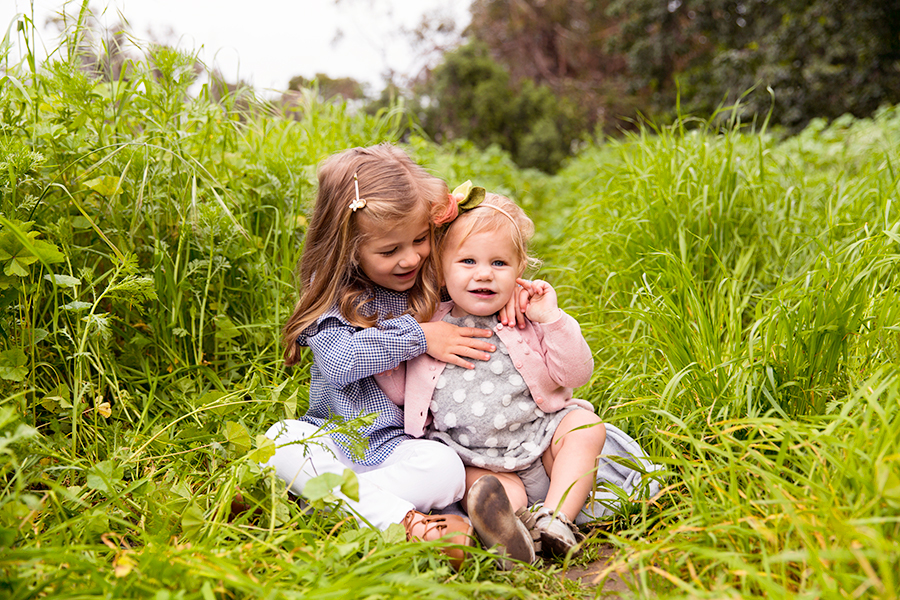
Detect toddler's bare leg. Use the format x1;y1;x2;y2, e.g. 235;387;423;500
542;410;606;521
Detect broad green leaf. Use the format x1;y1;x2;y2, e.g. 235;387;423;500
62;301;92;311
0;349;27;382
40;384;71;411
214;314;240;342
224;421;250;453
44;273;81;288
86;460;124;493
247;434;276;463
382;522;407;545
29;238;64;264
196;390;224;407
4;257;33;277
340;468;360;502
181;502;205;534
0;526;17;548
83;175;122;196
302;472;343;503
458;186;486;211
71;216;92;229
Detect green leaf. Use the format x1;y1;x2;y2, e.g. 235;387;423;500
86;460;124;493
29;238;64;264
201;582;215;600
4;257;32;277
71;216;92;229
382;522;407;545
83;175;123;196
247;434;276;463
0;526;17;548
181;502;205;534
62;301;92;311
224;421;251;453
108;275;157;303
0;349;27;382
42;384;71;411
195;389;224;407
44;273;81;288
214;314;240;342
302;472;343;503
0;221;64;278
340;468;360;502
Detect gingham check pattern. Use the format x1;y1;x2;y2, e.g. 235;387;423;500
299;287;426;465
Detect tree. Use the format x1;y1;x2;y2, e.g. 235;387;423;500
415;41;582;172
465;0;636;131
609;0;900;130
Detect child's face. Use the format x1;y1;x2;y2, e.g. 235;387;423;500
442;228;521;318
357;213;431;292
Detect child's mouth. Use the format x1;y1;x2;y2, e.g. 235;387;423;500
469;288;495;296
396;268;418;280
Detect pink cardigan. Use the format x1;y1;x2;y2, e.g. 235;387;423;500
376;302;595;437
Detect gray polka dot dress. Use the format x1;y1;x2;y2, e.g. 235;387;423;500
426;314;578;471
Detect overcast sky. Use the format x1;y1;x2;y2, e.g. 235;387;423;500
3;0;470;94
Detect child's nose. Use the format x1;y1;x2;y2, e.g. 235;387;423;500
398;248;420;268
474;265;493;280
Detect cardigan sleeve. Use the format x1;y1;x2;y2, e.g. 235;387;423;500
535;310;594;389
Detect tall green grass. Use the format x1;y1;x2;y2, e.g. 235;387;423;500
2;5;899;599
1;9;557;599
542;107;900;597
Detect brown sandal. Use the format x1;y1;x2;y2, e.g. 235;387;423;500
402;510;475;571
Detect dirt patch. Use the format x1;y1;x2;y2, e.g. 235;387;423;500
562;544;634;596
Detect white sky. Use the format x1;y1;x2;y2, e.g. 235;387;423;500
3;0;470;94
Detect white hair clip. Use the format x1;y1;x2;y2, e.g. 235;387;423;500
349;173;367;211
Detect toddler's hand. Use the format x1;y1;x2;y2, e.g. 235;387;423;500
421;321;495;369
516;278;561;324
499;282;530;329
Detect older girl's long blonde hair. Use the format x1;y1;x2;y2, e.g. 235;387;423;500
282;144;449;366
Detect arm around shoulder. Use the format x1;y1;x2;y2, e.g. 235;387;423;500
307;315;426;387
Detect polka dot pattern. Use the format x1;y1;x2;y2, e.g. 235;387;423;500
425;312;579;472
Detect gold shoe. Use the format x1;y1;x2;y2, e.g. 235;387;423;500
402;510;474;571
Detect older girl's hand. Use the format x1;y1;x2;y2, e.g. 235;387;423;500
421;321;495;369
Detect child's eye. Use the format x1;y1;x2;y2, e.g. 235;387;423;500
380;248;398;256
413;235;428;244
492;260;507;267
461;258;475;265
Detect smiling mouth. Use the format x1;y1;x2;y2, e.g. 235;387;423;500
469;288;496;296
396;268;418;279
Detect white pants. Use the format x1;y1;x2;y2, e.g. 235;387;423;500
263;420;466;530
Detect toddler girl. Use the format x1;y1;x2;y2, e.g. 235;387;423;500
264;145;496;569
401;190;607;565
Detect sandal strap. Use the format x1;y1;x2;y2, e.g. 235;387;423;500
532;507;586;542
515;506;543;553
403;511;472;542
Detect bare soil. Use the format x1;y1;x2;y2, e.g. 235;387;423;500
561;544;635;596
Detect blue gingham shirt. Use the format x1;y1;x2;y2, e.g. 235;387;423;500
299;287;427;465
